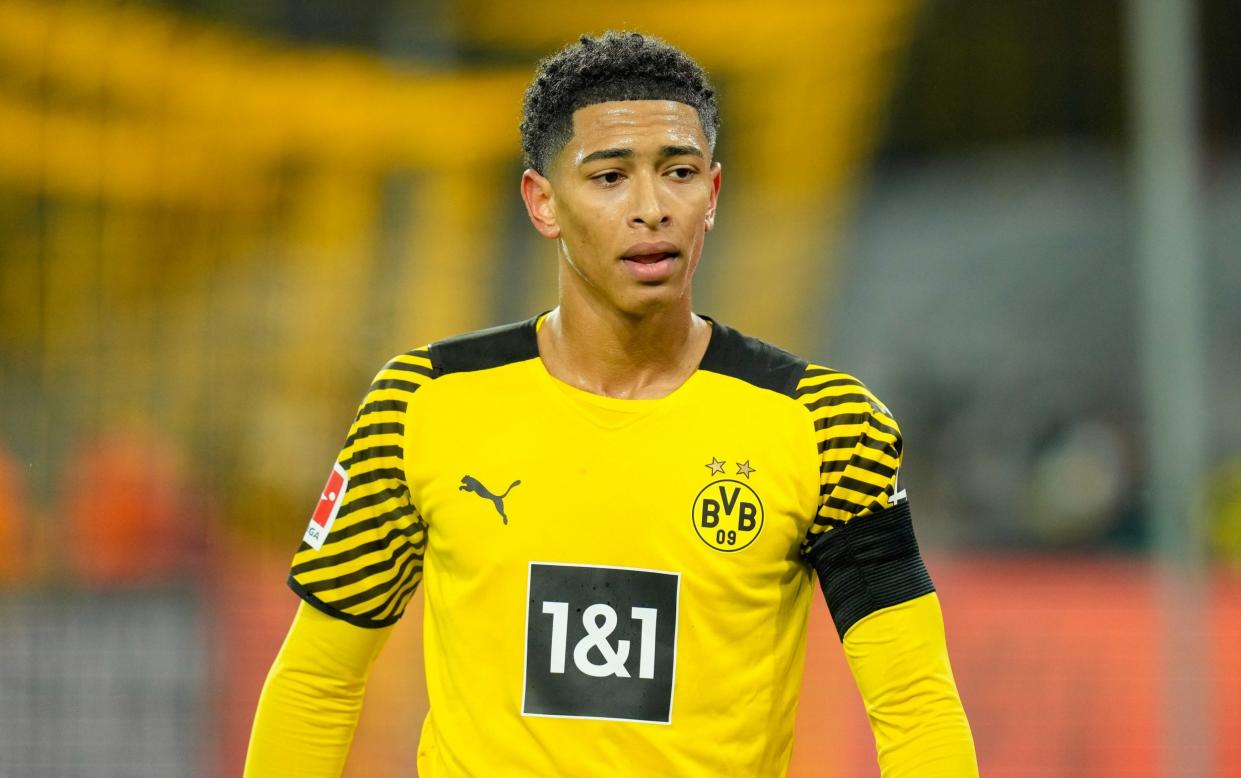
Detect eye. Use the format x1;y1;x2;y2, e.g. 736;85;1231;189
593;171;623;185
668;167;697;180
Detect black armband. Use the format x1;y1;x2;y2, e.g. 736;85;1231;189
806;501;935;640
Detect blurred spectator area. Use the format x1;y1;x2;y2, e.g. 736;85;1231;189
827;145;1241;551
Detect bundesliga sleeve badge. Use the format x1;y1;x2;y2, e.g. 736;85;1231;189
303;462;348;551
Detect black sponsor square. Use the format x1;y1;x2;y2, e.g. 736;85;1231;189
523;562;679;723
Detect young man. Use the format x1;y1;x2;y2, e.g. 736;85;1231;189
246;32;976;777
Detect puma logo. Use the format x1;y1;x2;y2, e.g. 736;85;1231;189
459;475;521;524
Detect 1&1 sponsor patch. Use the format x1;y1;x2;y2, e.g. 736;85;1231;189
523;562;679;724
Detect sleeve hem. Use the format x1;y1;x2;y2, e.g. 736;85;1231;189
286;575;401;630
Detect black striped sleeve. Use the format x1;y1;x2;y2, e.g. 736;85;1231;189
287;348;433;628
797;365;902;534
796;364;934;638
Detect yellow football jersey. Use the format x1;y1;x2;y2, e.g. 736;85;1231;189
287;315;931;777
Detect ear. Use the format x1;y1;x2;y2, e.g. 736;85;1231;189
704;162;722;232
521;169;560;239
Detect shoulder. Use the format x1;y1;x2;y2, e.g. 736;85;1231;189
795;365;893;422
368;316;541;392
427;316;540;376
700;319;890;418
354;318;540;420
697;319;808;398
796;362;902;460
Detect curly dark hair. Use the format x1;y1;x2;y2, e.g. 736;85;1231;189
520;31;720;174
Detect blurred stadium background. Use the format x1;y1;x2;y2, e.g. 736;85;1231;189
1;0;1238;775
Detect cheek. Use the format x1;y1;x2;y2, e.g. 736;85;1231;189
675;184;713;222
687;232;706;271
561;196;620;249
555;218;606;273
682;214;711;276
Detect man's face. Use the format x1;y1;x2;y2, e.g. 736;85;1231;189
523;100;722;317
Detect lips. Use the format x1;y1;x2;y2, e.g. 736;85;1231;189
622;242;680;264
626;252;676;264
620;242;680;282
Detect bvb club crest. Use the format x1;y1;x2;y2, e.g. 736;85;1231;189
693;460;764;552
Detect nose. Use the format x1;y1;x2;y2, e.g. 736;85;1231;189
629;172;669;229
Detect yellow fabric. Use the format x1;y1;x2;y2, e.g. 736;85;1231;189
406;359;821;776
244;601;393;778
281;318;967;776
843;592;978;777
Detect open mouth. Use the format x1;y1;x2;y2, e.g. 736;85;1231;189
624;252;678;264
620;249;679;282
620;242;681;281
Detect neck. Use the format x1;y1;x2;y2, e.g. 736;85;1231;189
537;287;710;400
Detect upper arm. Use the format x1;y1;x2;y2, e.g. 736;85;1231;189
796;366;933;639
287;349;435;629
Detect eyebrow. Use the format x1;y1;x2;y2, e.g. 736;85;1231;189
578;144;705;166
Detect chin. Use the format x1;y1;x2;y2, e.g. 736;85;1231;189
614;286;689;317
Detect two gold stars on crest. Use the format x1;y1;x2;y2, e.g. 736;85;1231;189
706;457;756;479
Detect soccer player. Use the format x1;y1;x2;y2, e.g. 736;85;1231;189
245;31;977;777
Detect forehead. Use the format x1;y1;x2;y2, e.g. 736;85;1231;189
563;100;708;163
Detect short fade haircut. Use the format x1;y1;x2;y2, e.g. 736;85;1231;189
520;31;720;175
